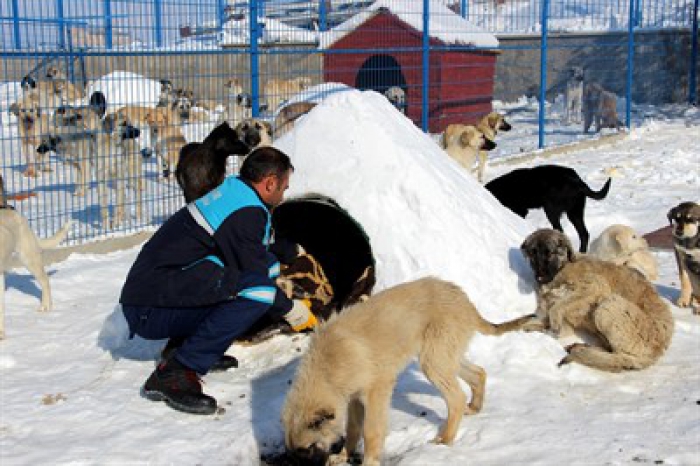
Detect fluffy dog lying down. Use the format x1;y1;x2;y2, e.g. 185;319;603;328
518;229;673;372
282;277;534;466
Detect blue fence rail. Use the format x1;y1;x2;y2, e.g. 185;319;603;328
0;0;697;244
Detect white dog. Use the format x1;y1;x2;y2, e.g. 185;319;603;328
1;209;73;339
589;224;658;281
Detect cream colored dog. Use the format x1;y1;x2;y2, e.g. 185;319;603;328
589;224;658;281
9;93;53;177
441;124;496;176
0;209;73;339
282;276;532;466
145;110;188;180
519;229;673;372
265;76;312;113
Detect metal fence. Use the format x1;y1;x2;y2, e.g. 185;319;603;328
1;0;698;244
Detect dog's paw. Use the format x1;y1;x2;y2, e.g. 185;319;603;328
328;450;349;465
676;296;691;307
558;343;588;367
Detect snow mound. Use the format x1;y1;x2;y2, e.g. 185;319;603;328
276;89;536;319
86;71;161;113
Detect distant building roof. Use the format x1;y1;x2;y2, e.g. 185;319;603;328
319;0;499;49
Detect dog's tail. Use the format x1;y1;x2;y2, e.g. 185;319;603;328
479;314;543;336
586;177;612;200
559;345;658;372
38;220;74;250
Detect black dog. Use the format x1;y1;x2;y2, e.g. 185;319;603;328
175;122;251;203
485;164;611;252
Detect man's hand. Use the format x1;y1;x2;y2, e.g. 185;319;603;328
284;299;318;332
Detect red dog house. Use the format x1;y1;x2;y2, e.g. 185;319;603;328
321;2;499;133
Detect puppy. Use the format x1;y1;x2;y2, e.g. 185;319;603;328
475;112;512;182
282;276;534;466
583;82;624;133
175;121;253;203
265;76;312;114
442;124;496;175
37;91;107;197
518;229;674;372
273;101;317;139
9;92;53;177
589;224;658;281
94;113;142;227
564;66;584;124
668;201;700;313
384;86;406;114
485;164;612;252
146;110;187;180
0;209;73;339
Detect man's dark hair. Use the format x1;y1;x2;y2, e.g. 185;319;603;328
240;147;294;182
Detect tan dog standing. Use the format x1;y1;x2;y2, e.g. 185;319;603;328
441;124;496;175
583;82;624;133
146;110;188;180
668;201;700;313
589;224;658;281
9;93;53;177
0;209;73;339
282;276;533;466
475;112;512;182
519;229;673;372
94;113;143;227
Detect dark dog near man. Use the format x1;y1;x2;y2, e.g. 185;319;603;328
237;194;376;344
485;165;611;252
175;122;251;203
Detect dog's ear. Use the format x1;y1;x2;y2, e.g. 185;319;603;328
667;205;679;224
262;120;273;135
307;409;335;430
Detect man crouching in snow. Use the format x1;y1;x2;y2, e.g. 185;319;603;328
118;147;317;415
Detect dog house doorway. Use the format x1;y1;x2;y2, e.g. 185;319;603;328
356;54;407;112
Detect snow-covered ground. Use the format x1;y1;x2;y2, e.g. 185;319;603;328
1;89;698;465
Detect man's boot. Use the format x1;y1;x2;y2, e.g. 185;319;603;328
142;357;217;415
161;337;238;373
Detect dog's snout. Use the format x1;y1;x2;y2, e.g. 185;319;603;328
483;139;497;150
288;445;329;466
329;437;345;455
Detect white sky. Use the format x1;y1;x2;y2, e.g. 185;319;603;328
1;85;699;465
